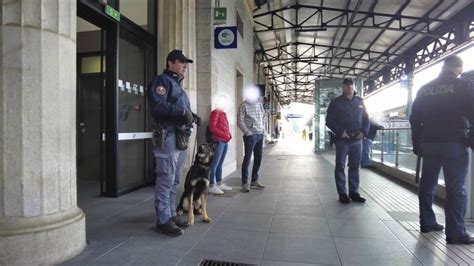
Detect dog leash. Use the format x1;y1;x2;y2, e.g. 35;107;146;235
190;124;200;165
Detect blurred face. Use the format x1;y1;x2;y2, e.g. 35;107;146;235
168;59;188;76
215;95;229;111
342;83;354;98
243;86;260;103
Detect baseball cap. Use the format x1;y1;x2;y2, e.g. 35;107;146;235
342;77;354;85
444;55;463;68
166;49;193;63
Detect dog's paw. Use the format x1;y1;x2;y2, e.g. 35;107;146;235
201;217;212;223
189;218;195;225
177;210;184;216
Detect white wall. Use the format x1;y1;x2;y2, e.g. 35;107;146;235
196;0;255;177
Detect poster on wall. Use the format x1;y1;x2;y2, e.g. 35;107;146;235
215;26;237;49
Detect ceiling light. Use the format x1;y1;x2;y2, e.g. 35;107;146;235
295;27;327;33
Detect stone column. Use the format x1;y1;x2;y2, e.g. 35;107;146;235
158;0;197;94
158;0;198;162
0;0;86;264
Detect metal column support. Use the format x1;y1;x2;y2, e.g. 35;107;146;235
466;150;474;219
381;131;384;163
395;131;399;167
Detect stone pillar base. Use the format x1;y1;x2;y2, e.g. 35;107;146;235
0;208;86;265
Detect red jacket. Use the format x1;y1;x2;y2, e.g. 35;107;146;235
209;109;232;143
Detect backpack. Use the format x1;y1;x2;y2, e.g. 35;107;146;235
205;126;213;143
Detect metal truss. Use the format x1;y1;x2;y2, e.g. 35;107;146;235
254;3;447;39
257;41;400;66
365;3;474;92
255;1;474;104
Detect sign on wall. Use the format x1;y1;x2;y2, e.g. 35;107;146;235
215;26;237;49
214;7;227;24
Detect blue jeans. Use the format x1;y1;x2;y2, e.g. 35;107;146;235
361;138;372;167
210;141;228;185
334;140;362;194
419;142;468;239
242;133;264;185
153;131;188;225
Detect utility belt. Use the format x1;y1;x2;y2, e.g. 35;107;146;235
152;121;190;150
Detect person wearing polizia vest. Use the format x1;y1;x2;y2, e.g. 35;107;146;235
207;95;233;195
410;55;474;244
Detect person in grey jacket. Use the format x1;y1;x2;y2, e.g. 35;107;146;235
237;86;266;193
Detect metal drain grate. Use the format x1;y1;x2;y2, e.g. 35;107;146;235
199;259;256;266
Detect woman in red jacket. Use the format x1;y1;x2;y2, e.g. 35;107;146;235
208;104;233;194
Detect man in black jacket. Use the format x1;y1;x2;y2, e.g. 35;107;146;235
410;55;474;244
326;78;369;203
361;119;384;168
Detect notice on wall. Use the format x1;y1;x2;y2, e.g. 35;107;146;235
215;26;237;49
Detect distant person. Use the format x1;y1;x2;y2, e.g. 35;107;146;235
361;119;384;168
309;131;313;141
302;129;307;140
274;125;280;139
238;85;266;193
410;55;474;244
207;96;232;195
326;78;369;204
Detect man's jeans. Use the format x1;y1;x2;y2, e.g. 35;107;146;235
419;142;468;239
210;141;228;185
361;138;373;167
335;139;362;195
153;131;188;225
242;133;264;185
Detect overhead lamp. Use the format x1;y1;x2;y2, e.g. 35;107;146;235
295;27;327;33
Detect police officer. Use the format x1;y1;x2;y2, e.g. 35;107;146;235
326;78;369;204
147;49;201;237
410;55;474;244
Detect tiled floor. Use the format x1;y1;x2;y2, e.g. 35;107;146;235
64;137;474;266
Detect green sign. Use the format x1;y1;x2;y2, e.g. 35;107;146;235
214;7;226;24
105;5;120;22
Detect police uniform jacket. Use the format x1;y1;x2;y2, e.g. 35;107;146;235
410;71;474;144
326;94;369;139
147;69;191;127
366;121;384;140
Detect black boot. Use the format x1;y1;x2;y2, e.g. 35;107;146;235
349;193;366;203
339;193;350;204
156;220;183;237
447;235;474;244
171;216;190;229
420;223;444;233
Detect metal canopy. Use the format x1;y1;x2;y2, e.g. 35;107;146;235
254;0;474;105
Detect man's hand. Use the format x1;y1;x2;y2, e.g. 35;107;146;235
355;131;364;139
193;113;202;127
340;130;350;139
183;109;194;124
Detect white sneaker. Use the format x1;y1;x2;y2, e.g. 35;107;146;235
208;186;224;195
218;183;232;191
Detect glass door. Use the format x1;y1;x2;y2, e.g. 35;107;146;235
115;27;155;194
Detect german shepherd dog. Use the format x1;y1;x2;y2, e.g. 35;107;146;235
177;142;216;225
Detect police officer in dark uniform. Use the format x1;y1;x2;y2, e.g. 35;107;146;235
326;78;369;204
410;55;474;244
147;49;201;237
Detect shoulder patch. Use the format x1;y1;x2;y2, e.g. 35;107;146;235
155;86;166;96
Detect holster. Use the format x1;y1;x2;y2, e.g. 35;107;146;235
174;126;190;151
152;122;166;149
